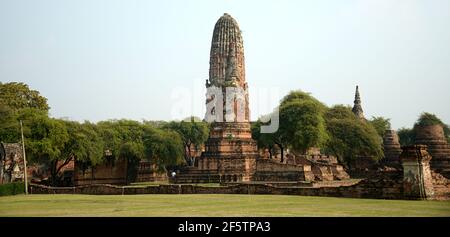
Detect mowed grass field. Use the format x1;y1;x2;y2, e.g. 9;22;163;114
1;194;450;217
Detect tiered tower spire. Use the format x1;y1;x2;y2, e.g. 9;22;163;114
206;13;250;122
208;13;245;87
352;85;364;119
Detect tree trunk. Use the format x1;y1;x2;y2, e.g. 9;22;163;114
185;142;193;166
55;156;73;177
50;156;73;186
50;160;58;186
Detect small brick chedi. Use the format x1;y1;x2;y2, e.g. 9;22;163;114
382;130;403;168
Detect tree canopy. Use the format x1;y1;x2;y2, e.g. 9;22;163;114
397;127;415;146
0;102;20;143
251;119;280;160
414;112;447;127
143;126;184;171
324;105;383;163
279;99;328;154
162;116;209;166
252;97;384;165
369;116;391;138
0;82;49;112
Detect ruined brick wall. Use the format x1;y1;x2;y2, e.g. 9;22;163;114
308;155;338;164
254;159;314;182
135;161;168;182
432;171;450;200
30;161;449;200
285;154;349;181
27;180;407;200
74;159;128;186
311;165;334;181
347;156;379;178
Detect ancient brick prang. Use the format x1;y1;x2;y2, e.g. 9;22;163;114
175;14;258;183
205;13;250;122
208;13;246;88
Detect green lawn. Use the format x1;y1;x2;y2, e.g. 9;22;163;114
1;194;449;217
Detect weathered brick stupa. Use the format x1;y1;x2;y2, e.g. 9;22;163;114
173;13;259;183
352;85;364;120
382;129;403;168
415;124;450;177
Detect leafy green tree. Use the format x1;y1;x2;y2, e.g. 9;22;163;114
163;116;209;166
60;121;104;175
143;126;184;172
252;111;291;162
0;82;50;112
397;127;415;146
278;91;328;155
414;112;447;127
96;120;145;182
17;108;69;185
280;90;327;112
0;82;50;143
270;129;288;162
369;116;391;138
251;120;276;159
96;120;145;160
324;105;383;164
252;91;328;161
0;102;20;143
96;122;121;160
279;100;328;154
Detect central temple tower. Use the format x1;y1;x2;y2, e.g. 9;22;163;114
192;13;258;182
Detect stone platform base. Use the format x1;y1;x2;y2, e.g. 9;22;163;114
172;158;351;184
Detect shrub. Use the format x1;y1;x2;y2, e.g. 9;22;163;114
0;182;25;196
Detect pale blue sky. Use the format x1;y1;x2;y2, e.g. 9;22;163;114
1;0;449;129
